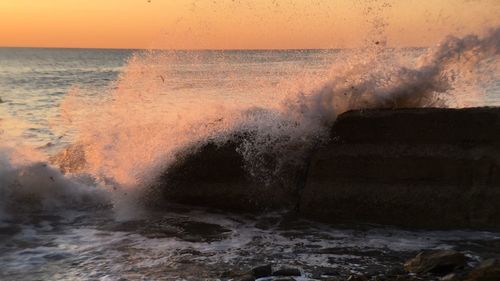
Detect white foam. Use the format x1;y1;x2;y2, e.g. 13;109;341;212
0;146;110;221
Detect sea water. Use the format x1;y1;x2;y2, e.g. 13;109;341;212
0;29;499;280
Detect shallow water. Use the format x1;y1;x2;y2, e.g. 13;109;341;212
1;206;500;280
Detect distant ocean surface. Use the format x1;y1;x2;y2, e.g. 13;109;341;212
0;48;132;148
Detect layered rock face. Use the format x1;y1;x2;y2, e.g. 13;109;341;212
152;108;500;229
300;108;500;229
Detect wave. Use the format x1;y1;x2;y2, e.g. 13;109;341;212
2;27;499;221
0;146;109;222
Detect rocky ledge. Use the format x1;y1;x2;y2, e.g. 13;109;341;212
155;107;500;230
300;107;500;229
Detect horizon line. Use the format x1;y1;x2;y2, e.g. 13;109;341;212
0;45;428;51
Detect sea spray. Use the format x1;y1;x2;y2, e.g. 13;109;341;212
33;27;500;218
0;146;109;221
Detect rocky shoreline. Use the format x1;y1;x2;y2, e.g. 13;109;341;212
222;251;500;281
52;107;500;230
157;107;500;230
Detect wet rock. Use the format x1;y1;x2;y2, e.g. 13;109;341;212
404;250;467;275
383;277;419;281
322;269;341;276
220;269;247;279
385;265;406;277
273;267;301;276
156;138;301;212
236;275;255;281
251;264;272;278
465;259;500;281
347;275;369;281
441;273;459;280
300;107;500;230
103;217;231;242
153;107;500;230
0;225;21;236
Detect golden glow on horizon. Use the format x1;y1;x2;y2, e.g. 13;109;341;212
0;0;498;49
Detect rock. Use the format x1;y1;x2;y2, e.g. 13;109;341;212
385;265;406;277
320;269;341;277
236;275;255;281
220;269;247;279
156;139;299;212
152;107;500;230
383;277;419;281
465;259;500;281
251;264;272;278
273;278;296;281
272;267;301;276
347;275;369;281
441;273;459;280
404;250;467;275
300;107;500;230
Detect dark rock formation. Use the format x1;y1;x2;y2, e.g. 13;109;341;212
251;264;272;278
403;250;467;275
465;259;500;281
54;107;496;230
272;267;301;276
156;136;301;212
300;107;500;229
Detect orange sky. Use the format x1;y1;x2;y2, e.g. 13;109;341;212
0;0;498;49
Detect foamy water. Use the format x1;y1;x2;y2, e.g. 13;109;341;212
0;28;499;280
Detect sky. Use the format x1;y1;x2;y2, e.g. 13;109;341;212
0;0;499;49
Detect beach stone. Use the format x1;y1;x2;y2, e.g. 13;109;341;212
251;264;272;278
465;259;500;281
404;250;467;275
273;267;301;276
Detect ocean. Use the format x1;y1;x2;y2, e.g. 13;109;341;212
0;28;499;280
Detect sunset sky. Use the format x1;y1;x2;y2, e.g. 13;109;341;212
0;0;498;49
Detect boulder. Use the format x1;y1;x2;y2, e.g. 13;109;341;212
153;107;500;229
465;259;500;281
251;264;272;278
300;107;500;229
403;250;467;275
156;136;302;212
272;267;301;276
